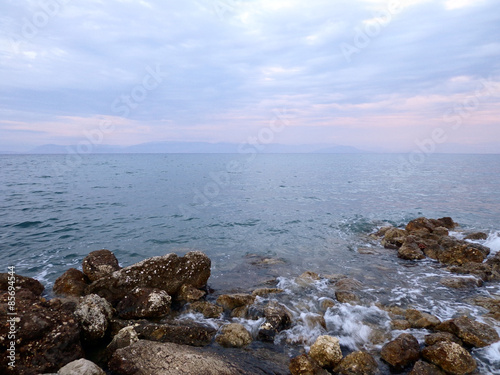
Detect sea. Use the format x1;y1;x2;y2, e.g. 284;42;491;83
1;153;500;373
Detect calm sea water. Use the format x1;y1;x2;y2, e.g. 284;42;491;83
1;153;500;371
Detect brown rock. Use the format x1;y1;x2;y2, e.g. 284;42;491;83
406;217;436;233
106;326;139;357
432;227;449;236
189;301;224;319
216;323;252;348
381;333;420;370
382;228;407;249
252;288;284;297
435;315;499;348
434;217;457;229
177;284;205;302
53;268;88;297
216;293;255;311
0;273;44;295
309;335;343;368
116;287;171;319
231;306;249;318
447;263;500;282
335;278;363;291
319;298;336;312
257;301;292;341
86;251;211;304
405;309;441;329
437;239;488;265
424;332;463;347
398;236;426;260
391;319;411;330
82;249;121;282
334;351;378;375
422;341;476;375
464;232;488;240
471;296;500;320
408;360;446;375
335;291;360;304
440;276;483;289
289;354;323;375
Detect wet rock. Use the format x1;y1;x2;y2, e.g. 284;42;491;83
447;262;500;282
216;323;252;348
216;293;255;311
422;341;476;375
485;251;500;271
53;268;88;297
177;284;205;302
58;358;105;375
296;271;321;286
373;225;393;238
470;296;500;321
391;319;411;330
434;217;457;229
380;333;420;370
309;335;343;369
106;326;139;357
440;276;483;289
432;227;449;236
109;340;288;375
435;315;500;348
116;287;171;319
408;360;446;375
74;294;114;341
464;232;488;240
335;278;363;291
382;228;407;249
0;272;44;295
335;291;360;304
258;301;292;341
419;238;443;260
424;332;463;347
0;290;83;375
86;251;211;304
398;236;426;260
406;217;437;233
189;301;224;319
289;354;324;375
405;309;441;329
82;249;121;282
319;298;336;312
231;306;249;318
303;313;327;330
437;240;488;265
334;351;378;375
252;287;284;297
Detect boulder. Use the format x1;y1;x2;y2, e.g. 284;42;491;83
408;360;446;375
435;315;499;348
437;240;488;265
422;341;476;375
391;319;411;330
334;351;378;375
440;276;483;289
115;287;171;319
296;271;321;286
57;358;105;375
464;232;488;240
398;236;426;260
86;251;211;304
405;309;441;329
424;332;463;347
106;326;139;357
53;268;88;297
109;340;288;375
82;249;121;282
471;296;500;321
380;333;420;370
406;217;436;233
309;335;343;369
257;301;292;341
74;294;114;341
382;228;407;249
189;301;224;318
0;291;83;375
447;263;500;282
432;227;449;236
177;284;205;302
216;293;255;311
216;323;252;348
335;291;360;304
0;273;44;295
289;354;323;375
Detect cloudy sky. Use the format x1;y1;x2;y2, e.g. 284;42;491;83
1;0;499;152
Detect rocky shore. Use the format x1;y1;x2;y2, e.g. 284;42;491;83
1;216;499;375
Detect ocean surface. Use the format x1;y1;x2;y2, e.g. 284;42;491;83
1;153;500;372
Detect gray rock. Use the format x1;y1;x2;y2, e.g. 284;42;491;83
57;358;105;375
106;326;139;357
216;323;252;348
74;294;114;341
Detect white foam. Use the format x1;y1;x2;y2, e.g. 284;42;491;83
474;341;500;375
485;231;500;254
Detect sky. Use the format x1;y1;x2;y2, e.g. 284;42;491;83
0;0;499;153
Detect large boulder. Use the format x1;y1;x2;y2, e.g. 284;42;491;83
86;251;210;304
409;360;446;375
334;351;378;375
74;294;114;341
405;309;441;329
398;236;426;261
424;332;463;347
82;249;121;282
0;273;44;295
422;341;476;375
382;228;407;249
309;335;343;369
115;287;171;319
435;315;499;348
57;359;105;375
440;276;483;289
53;268;88;297
437;238;488;265
381;333;420;370
216;323;252;348
0;291;83;375
109;340;288;375
106;326;139;357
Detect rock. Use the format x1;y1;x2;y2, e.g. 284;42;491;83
231;306;249;318
471;296;500;321
422;341;476;375
486;252;500;273
334;351;378;375
405;309;441;329
440;276;483;289
116;287;171;319
447;263;500;282
435;315;500;347
319;298;336;312
109;340;288;375
177;284;205;302
432;227;449;236
406;217;437;233
380;333;420;370
373;226;393;237
335;278;363;291
0;273;44;295
252;288;284;297
82;249;121;282
382;228;407;249
86;251;210;304
437;240;488;265
391;319;411;330
408;360;446;375
258;301;292;342
53;268;88;297
216;293;256;311
106;326;139;356
0;290;83;375
216;323;252;348
424;332;463;347
74;294;114;341
398;236;426;260
434;217;457;229
335;291;360;304
289;354;323;375
464;232;488;240
309;335;343;368
296;271;321;286
303;313;327;330
57;358;105;375
189;301;224;318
